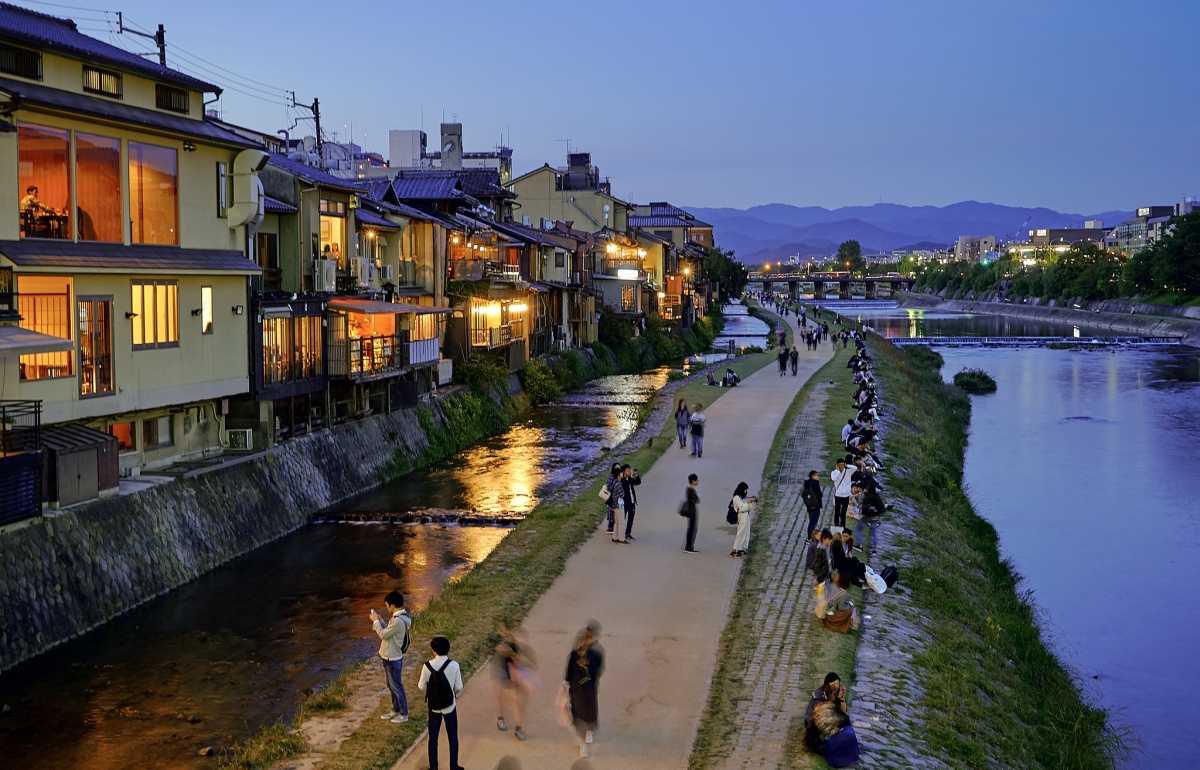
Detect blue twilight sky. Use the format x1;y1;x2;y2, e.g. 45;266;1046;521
30;0;1200;214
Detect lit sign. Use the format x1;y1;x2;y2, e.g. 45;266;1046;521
617;268;639;280
1036;229;1048;237
1137;207;1151;217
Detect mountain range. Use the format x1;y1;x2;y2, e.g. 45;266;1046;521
682;201;1133;263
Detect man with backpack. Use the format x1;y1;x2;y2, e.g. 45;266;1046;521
370;590;412;724
419;635;465;770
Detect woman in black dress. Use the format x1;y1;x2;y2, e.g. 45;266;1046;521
565;622;605;758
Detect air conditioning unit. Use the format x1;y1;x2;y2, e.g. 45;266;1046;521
553;339;569;352
380;264;396;280
227;428;253;451
313;259;336;292
350;257;369;281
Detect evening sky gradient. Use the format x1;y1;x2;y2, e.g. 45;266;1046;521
41;0;1200;214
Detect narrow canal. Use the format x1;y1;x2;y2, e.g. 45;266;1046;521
858;303;1199;767
0;370;667;769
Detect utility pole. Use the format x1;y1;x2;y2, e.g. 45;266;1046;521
289;93;324;164
118;13;166;66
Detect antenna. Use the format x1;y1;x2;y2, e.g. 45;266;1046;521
556;138;572;157
118;13;166;66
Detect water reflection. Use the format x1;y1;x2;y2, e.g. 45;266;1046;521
851;305;1111;338
713;302;770;350
0;524;509;770
943;346;1200;768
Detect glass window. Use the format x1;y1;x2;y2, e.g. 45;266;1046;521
75;133;122;242
262;317;292;386
257;232;280;289
109;422;134;452
131;280;178;349
0;41;42;80
201;286;213;334
77;296;113;397
319;210;346;268
155;84;189;113
621;284;636;312
142;415;173;448
82;66;122;98
18;275;73;380
18;123;71;240
297;316;322;378
129;141;178;245
216;162;227;217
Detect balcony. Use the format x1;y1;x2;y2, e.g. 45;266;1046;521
601;258;643;278
471;323;526;349
450;259;523;283
1;400;43;526
0;400;42;456
329;335;440;380
484;262;521;282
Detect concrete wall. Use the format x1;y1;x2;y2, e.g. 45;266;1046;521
0;388;496;672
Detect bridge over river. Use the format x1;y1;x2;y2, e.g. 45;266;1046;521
887;335;1182;347
749;271;916;300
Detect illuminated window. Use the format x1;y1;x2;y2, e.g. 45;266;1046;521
621;284;636;312
17;275;73;380
75;133;122;242
216;162;228;217
263;316;322;385
201;286;213;334
17;123;71;240
130;280;178;349
129;142;178;245
82;66;122;98
319;199;346;268
109;422;134;452
77;296;113;397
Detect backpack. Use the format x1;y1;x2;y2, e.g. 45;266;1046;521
726;499;738;525
801;487;819;509
424;659;455;710
398;611;411;654
880;565;899;588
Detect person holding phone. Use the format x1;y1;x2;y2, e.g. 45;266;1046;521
730;481;756;557
370;591;411;723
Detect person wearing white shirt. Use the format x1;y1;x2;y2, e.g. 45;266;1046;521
840;420;856;445
830;458;855;529
418;636;466;770
370;591;411;723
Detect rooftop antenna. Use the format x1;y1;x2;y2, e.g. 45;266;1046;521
557;138;572;158
118;12;166;66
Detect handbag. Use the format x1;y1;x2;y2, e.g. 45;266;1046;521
598;485;611;502
555;682;573;728
726;499;738;525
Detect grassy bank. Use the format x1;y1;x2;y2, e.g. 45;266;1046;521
868;337;1128;768
225;344;780;769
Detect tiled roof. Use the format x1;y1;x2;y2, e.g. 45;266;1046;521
493;220;561;247
0;3;218;92
263;195;297;214
0;75;260;148
648;202;689;217
358;177;393;201
266;153;364;192
393;169;513;199
0;239;260;272
354;208;402;231
629;216;688;228
633;228;672;245
390;175;464;201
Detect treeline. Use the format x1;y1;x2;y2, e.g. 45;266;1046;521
916;211;1200;304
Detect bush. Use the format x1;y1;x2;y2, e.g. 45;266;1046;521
953;367;998;394
904;346;945;371
519;359;563;404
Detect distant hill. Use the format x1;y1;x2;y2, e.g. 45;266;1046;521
684;201;1132;263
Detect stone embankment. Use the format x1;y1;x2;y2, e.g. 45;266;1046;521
0;388;511;673
901;293;1200;346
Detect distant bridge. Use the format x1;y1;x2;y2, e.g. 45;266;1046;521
887;336;1181;348
748;272;916;300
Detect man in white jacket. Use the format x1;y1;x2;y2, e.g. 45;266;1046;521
419;635;466;770
830;458;854;529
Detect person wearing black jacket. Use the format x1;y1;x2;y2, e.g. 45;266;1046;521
620;464;642;541
857;486;886;556
802;470;823;539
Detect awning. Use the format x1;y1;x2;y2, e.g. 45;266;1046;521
0;326;74;356
261;305;293;319
354;208;403;231
328;297;451;315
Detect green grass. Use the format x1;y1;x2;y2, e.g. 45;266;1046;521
865;339;1131;768
689;316;860;770
952;367;998;394
223;345;783;770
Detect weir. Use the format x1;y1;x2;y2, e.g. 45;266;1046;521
888;335;1182;347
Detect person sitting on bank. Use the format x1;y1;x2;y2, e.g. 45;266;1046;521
821;572;856;633
807;706;860;767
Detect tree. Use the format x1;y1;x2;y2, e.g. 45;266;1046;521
836;240;867;275
703;247;750;299
1148;211;1200;296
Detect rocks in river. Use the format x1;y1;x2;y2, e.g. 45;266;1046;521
197;746;214;756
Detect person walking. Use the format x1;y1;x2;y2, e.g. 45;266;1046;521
778;345;789;376
492;624;535;741
418;635;465;770
730;481;756;557
831;458;854;530
565;622;605;758
619;464;642;542
370;591;411;724
790;346;799;376
802;470;823;539
681;473;700;553
603;463;621;536
673;398;691;449
689;403;706;458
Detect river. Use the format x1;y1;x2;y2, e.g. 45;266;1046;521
858;303;1199;767
0;370;666;769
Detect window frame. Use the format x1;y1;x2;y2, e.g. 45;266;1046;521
154;83;189;114
130;279;179;350
82;66;122;98
77;295;115;398
200;286;213;335
0;41;42;81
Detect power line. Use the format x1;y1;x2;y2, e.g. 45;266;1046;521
13;0;116;14
166;47;284;99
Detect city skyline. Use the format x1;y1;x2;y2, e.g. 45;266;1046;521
19;0;1200;214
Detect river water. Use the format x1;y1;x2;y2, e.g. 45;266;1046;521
0;371;666;769
858;304;1199;767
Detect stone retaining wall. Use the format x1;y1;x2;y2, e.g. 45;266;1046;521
900;294;1200;346
0;392;501;673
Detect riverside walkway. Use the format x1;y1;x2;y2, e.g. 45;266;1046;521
393;320;834;769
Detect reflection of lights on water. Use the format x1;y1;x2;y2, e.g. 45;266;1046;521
1073;326;1080;338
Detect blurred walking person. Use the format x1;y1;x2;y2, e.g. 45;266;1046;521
565;622;605;758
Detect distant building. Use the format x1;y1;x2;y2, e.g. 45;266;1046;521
1007;227;1108;260
953;235;996;263
386;124;512;184
1109;205;1176;255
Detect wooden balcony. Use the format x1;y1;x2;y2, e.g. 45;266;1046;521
328;335;440;381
